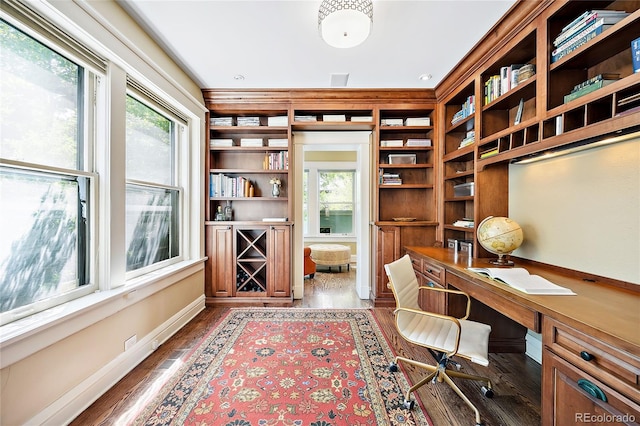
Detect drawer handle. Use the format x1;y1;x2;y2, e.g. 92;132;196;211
427;281;435;288
426;268;433;273
577;379;607;402
580;351;594;361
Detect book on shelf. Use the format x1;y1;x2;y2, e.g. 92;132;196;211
406;138;431;147
563;78;619;103
263;151;289;170
294;115;317;122
633;37;640;73
404;117;431;126
381;172;402;185
571;73;620;92
514;98;524;125
555;10;629;46
467;267;576;295
322;114;346;122
551;16;624;63
262;217;288;222
350;116;373;122
480;147;499;159
210;117;233;126
267;138;288;147
237;116;260;126
267;116;288;127
240;138;263;147
451;95;475;125
210;138;234;147
380;140;404;147
380;118;404;126
453;219;474;228
210;173;253;198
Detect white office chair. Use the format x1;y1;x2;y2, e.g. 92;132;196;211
384;254;494;426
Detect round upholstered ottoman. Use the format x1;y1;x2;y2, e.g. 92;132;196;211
308;244;351;272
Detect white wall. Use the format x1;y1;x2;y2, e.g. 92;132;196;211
509;137;640;284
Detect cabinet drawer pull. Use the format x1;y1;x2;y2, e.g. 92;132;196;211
428;281;435;288
426;268;433;273
577;379;607;402
580;351;594;361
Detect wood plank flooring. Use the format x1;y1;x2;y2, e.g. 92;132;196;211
70;270;540;426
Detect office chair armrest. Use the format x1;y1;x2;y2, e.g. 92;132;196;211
417;286;472;320
394;306;463;357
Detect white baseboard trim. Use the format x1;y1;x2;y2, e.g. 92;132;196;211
29;295;205;426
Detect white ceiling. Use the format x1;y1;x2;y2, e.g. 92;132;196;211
118;0;518;89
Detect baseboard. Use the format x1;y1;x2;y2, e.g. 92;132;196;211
28;295;205;426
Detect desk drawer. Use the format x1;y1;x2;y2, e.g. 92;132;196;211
544;317;640;403
407;253;422;274
422;259;444;284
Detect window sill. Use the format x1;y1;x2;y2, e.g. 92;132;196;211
0;258;205;369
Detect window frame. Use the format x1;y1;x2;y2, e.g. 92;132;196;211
0;14;100;325
123;90;185;280
303;162;357;238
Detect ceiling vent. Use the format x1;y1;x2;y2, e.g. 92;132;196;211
330;73;349;87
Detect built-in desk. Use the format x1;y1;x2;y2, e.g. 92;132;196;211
404;246;640;425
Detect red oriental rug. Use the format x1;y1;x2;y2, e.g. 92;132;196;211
133;308;433;426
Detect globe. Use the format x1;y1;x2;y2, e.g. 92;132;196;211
477;216;524;266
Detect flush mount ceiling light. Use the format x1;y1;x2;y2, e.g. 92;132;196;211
318;0;373;49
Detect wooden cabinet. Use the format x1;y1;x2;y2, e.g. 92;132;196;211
205;224;291;304
374;225;400;306
203;104;292;305
542;317;640;425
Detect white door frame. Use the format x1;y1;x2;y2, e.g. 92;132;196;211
292;131;372;300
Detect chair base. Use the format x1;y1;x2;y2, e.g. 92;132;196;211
390;355;493;426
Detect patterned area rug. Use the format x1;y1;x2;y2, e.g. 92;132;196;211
133;308;433;426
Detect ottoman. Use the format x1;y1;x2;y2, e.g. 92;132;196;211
308;244;351;272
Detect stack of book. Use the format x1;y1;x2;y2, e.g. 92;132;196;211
458;130;475;149
240;138;263;147
210;117;233;126
210;138;234;147
380;172;402;185
406;138;431;147
294;115;317;122
453;218;474;228
551;10;629;63
380;118;404;126
480;147;499;159
380;140;403;147
404;117;430;126
563;73;621;103
451;95;475;125
237;116;260;126
267;138;288;147
351;116;373;122
267;116;288;127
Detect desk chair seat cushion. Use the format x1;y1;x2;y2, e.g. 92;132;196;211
396;310;491;366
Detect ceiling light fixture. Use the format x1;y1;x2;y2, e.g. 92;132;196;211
318;0;373;49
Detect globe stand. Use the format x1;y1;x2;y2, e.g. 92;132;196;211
489;253;514;267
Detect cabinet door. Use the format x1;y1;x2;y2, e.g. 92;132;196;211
205;224;234;297
542;349;640;426
268;225;290;297
375;226;400;305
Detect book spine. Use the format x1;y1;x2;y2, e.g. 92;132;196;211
633;37;640;73
563;79;616;103
554;15;597;46
552;25;603;63
552;19;603;56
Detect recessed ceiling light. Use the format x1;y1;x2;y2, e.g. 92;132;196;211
419;73;432;81
234;74;245;80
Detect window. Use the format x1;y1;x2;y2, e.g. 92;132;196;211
125;94;181;274
0;18;96;323
304;167;355;237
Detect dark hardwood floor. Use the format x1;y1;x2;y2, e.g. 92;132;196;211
70;268;541;426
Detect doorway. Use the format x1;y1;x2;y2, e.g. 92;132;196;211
292;131;372;303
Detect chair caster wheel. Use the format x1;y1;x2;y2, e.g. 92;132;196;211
389;363;398;372
402;399;415;410
481;386;494;398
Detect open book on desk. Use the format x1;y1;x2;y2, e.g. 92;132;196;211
467;267;576;295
